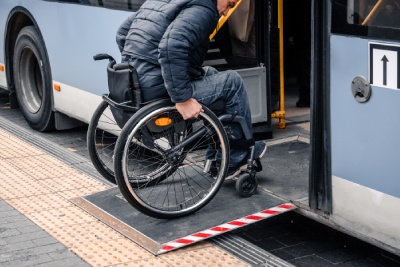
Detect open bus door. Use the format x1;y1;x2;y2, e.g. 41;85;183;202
310;0;400;254
309;0;332;213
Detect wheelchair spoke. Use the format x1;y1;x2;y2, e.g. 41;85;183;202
116;103;228;218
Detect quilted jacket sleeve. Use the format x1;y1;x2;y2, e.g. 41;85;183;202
116;13;136;53
158;5;217;103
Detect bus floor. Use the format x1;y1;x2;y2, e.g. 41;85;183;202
263;74;311;207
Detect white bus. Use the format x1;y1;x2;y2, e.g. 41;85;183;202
1;0;400;257
0;0;269;132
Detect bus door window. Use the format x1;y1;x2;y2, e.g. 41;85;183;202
348;0;400;29
333;0;400;41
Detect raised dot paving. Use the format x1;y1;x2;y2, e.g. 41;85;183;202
0;129;250;267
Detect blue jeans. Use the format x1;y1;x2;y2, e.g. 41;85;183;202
191;66;252;167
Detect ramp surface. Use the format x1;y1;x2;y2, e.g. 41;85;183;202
73;183;295;255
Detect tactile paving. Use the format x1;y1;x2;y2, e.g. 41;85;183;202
39;173;106;192
0;159;28;180
159;245;250;267
0;174;53;199
0;128;251;267
114;258;172;267
20;163;78;180
72;238;153;267
0;136;44;158
6;154;67;169
45;220;123;247
28;206;97;229
7;193;73;214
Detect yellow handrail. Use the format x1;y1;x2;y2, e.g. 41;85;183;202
271;0;286;129
362;0;385;26
209;0;243;40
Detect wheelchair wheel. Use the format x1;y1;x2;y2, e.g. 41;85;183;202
87;100;120;184
114;99;229;219
236;173;258;197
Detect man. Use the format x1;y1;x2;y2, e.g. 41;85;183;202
117;0;266;179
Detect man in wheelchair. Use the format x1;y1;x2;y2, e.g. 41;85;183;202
116;0;267;180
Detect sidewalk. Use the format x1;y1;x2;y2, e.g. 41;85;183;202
0;199;89;267
0;128;250;267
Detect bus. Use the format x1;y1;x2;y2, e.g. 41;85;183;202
1;0;400;257
0;0;269;133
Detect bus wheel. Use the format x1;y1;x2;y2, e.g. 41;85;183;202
13;26;54;132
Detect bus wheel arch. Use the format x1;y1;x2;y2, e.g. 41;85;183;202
6;9;55;132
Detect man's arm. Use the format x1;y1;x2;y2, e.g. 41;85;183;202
116;13;136;53
158;5;218;103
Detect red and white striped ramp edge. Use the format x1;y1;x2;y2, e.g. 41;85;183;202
158;203;296;254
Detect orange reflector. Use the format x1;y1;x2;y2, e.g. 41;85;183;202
155;117;172;126
0;65;4;71
54;84;61;91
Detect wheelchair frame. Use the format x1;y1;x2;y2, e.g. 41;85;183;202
88;53;261;219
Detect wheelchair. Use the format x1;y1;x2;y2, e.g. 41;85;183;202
88;53;262;219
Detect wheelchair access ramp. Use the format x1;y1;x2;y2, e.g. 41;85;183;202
72;184;296;255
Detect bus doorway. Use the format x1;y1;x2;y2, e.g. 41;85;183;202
206;0;314;210
256;0;313;209
269;0;312;129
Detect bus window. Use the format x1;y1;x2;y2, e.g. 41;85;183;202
56;0;144;11
349;0;400;28
332;0;400;40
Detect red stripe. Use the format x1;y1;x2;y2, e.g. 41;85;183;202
261;209;279;215
210;226;229;232
278;204;294;209
228;221;247;226
162;245;175;250
192;232;212;238
246;215;263;220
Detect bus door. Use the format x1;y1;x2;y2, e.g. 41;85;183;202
206;0;272;138
319;0;400;251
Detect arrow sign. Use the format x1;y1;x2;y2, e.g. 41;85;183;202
369;43;399;89
382;55;388;85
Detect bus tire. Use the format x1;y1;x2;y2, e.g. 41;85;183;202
13;26;55;132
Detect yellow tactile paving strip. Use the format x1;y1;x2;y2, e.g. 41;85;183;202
0;129;250;267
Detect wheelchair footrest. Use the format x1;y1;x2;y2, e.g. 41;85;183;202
254;158;262;172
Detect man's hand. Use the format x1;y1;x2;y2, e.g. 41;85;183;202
175;98;204;120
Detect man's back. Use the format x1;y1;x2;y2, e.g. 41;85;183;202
121;0;219;103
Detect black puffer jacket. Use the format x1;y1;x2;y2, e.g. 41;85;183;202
121;0;219;103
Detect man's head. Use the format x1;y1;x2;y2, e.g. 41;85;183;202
217;0;239;17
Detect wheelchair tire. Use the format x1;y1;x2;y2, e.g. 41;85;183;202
114;99;229;219
87;100;120;184
236;173;258;197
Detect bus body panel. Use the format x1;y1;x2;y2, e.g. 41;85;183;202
331;35;400;199
0;0;132;122
330;34;400;253
0;2;12;89
332;175;400;254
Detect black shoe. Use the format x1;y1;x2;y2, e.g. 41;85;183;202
208;141;268;180
207;159;245;180
225;141;267;180
296;99;310;107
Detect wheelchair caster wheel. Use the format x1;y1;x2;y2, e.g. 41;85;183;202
235;173;258;197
